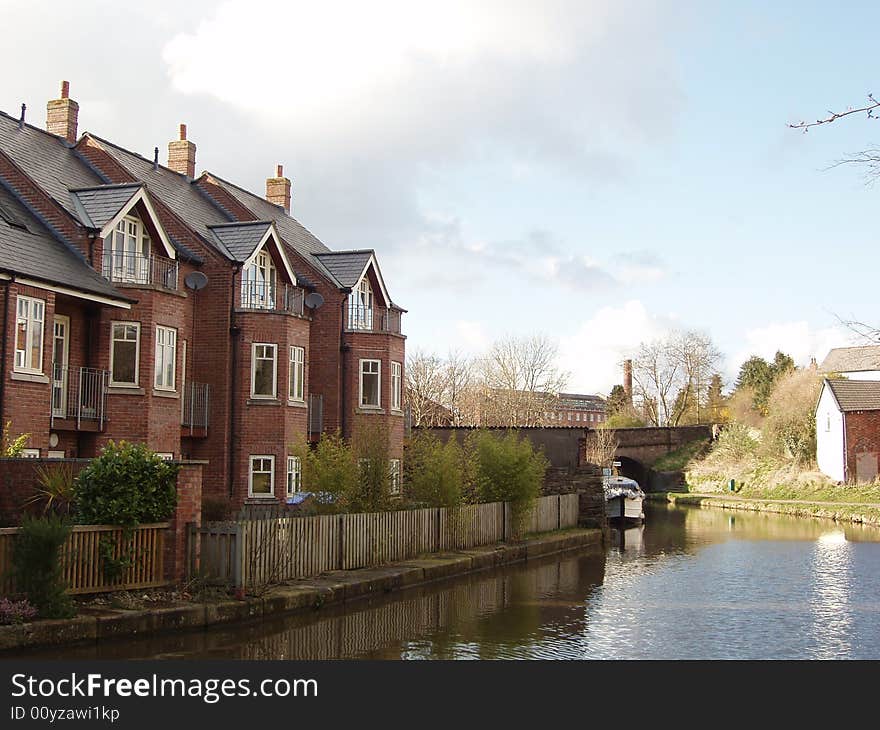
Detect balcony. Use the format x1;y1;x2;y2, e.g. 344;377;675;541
239;282;305;316
346;304;402;334
102;252;179;291
181;381;210;438
50;365;108;431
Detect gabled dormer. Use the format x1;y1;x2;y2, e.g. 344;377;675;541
209;221;302;314
70;183;178;290
314;250;403;334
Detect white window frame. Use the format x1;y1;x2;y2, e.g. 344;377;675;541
391;361;402;411
109;321;140;386
241;249;277;309
359;359;381;408
14;295;45;374
105;214;151;283
389;459;401;495
286;456;302;496
348;278;374;329
249;455;275;498
154;325;177;391
251;343;277;399
289;346;305;402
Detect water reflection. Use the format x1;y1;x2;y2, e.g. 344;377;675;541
11;504;880;660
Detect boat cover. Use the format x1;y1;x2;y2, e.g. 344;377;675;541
603;476;645;501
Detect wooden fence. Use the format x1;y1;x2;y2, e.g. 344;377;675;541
0;523;168;596
195;495;578;590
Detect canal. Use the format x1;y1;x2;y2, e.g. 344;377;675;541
21;503;880;659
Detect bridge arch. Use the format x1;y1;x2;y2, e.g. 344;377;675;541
616;456;647;487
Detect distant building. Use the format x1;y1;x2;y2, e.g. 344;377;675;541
545;393;607;426
820;346;880;381
816;378;880;483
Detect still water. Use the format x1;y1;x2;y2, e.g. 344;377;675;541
23;504;880;659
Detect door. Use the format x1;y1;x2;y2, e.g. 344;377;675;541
51;316;69;418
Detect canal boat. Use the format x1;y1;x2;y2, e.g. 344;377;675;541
603;474;645;524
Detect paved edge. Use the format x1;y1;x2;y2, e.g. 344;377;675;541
0;528;604;653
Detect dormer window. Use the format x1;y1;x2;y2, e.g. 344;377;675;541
242;249;276;309
348;278;373;330
104;215;150;284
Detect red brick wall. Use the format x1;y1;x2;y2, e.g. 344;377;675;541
844;410;880;482
164;461;203;582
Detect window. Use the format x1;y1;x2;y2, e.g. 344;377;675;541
154;326;177;390
289;346;305;402
287;456;302;496
348;278;374;329
110;322;140;386
389;459;401;495
359;359;381;407
104;215;151;283
241;249;276;309
249;455;275;498
251;343;277;398
14;296;45;373
826;414;831;432
391;361;402;410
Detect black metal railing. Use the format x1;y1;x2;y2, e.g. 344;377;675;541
50;365;108;430
240;282;305;315
346;304;402;334
182;381;210;432
102;252;179;290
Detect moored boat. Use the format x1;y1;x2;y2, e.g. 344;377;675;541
603;475;645;523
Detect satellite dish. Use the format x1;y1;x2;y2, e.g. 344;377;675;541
304;292;325;309
184;271;209;291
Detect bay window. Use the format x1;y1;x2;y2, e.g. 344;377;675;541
249;455;275;498
154;325;177;390
14;296;44;373
251;343;277;398
348;278;373;329
104;215;150;283
287;456;302;496
242;249;276;309
389;459;401;495
391;361;402;411
359;359;381;408
110;322;140;386
289;346;305;402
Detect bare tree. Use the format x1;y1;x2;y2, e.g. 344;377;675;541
442;349;474;426
789;93;880;132
631;329;722;426
479;334;568;426
583;428;619;470
405;350;447;427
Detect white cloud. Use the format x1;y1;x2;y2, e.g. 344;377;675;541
455;320;490;352
727;321;853;381
557;300;675;394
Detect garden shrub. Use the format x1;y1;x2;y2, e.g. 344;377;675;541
465;430;547;537
350;422;393;513
293;432;358;514
23;463;76;517
11;515;74;619
405;431;464;508
0;597;37;625
74;441;179;526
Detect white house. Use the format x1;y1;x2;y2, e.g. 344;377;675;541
819;345;880;381
816;378;880;483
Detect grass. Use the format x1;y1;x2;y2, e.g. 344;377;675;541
652;438;711;472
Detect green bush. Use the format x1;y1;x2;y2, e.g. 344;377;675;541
11;515;74;619
74;441;179;526
294;432;358;513
405;431;464;508
350;422;393;513
465;430;547;537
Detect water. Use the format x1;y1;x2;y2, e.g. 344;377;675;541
17;503;880;659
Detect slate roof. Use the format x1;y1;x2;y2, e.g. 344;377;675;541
825;379;880;412
820;346;880;374
0;182;129;302
559;393;606;411
202;174;341;284
208;221;273;263
313;250;372;288
0;111;104;218
70;183;142;229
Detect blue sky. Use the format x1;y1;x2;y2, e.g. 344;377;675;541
2;0;879;393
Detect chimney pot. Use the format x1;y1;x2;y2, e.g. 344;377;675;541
46;81;79;143
168;123;196;178
266;164;292;214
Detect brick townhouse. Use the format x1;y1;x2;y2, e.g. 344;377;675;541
0;82;406;508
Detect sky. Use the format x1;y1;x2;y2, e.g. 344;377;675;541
2;0;878;394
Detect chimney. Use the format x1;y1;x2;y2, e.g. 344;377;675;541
623;359;633;405
266;164;291;213
167;123;196;178
810;357;818;372
46;80;79;143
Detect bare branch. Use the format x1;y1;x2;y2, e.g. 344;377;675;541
789;93;880;131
